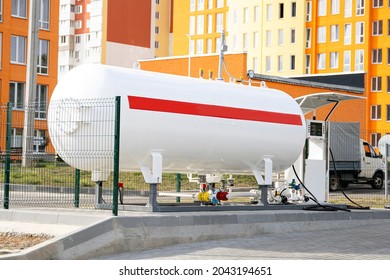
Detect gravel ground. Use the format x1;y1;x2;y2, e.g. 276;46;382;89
0;233;53;255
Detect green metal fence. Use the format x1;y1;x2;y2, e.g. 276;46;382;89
1;98;390;214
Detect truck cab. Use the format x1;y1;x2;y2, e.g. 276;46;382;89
360;140;385;189
329;139;385;191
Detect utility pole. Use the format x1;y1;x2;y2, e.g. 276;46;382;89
217;30;227;81
23;0;40;167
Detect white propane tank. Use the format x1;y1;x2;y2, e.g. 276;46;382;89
48;64;306;182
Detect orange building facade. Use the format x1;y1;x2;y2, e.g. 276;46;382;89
0;0;59;154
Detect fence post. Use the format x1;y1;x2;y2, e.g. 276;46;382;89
176;174;181;202
74;169;80;208
3;102;12;209
112;96;121;216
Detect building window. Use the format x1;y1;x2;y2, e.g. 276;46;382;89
355;22;364;43
11;36;26;64
388;48;390;64
318;26;326;43
357;0;365;15
197;15;204;35
279;3;284;18
75;20;82;29
232;35;237;50
208;0;213;9
344;51;351;71
355;49;364;71
75;5;82;14
331;0;340;14
12;0;27;18
39;0;50;30
233;9;238;24
10;82;25;110
330;25;339;41
216;13;223;32
345;0;352;17
306;28;311;48
189;16;195;35
290;28;296;43
155;26;159;34
60;36;67;44
306;1;312;21
35;84;47;119
254;5;260;22
266;56;271;72
267;4;272;21
372;77;382;92
290;55;296;70
216;0;223;8
387;76;390;93
291;2;297;17
37;40;49;74
373;0;383;7
198;0;204;11
373;20;383;36
318;0;326;16
253;32;259;48
253;57;259;72
372;49;382;64
190;0;195;11
278;29;284;45
317;53;326;69
34;130;47;153
305;54;311;74
243;33;248;50
75;35;81;44
371;105;381;120
10;128;23;149
330;52;339;68
278;55;283;71
243;7;249;23
207;38;212;53
0;0;2;22
266;30;271;46
207;14;212;34
196;39;203;54
371;133;381;147
155;41;159;49
344;24;352;44
387;105;390;121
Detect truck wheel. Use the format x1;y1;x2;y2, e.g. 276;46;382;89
329;175;340;191
371;173;383;189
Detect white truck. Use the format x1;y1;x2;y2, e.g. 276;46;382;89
328;122;385;191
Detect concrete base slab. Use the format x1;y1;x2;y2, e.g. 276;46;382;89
1;208;390;260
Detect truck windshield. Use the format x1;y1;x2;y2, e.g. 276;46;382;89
364;142;379;158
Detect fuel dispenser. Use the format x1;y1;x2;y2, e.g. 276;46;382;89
304;120;327;202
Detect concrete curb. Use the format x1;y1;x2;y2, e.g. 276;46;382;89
1;209;390;260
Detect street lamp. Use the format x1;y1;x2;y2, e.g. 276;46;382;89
186;34;192;77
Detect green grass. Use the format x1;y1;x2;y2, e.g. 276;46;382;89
0;162;258;191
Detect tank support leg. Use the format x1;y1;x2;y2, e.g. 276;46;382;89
252;156;273;206
146;183;160;212
95;181;104;205
140;152;163;212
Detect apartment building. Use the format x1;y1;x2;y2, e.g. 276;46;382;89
58;0;172;80
172;0;228;57
305;0;390;146
0;0;59;154
172;0;305;77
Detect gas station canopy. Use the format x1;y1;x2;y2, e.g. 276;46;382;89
295;92;366;115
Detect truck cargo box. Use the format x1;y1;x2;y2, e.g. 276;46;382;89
328;122;361;171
